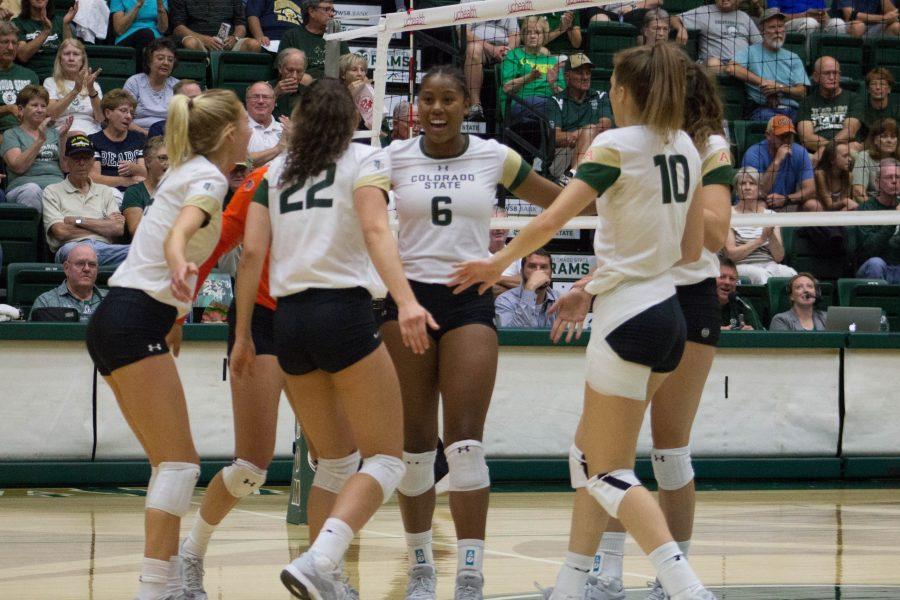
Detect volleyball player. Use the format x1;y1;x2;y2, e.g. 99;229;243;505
451;44;717;600
85;89;251;600
231;78;434;600
382;65;561;600
585;62;734;600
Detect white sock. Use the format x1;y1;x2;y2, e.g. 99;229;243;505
649;541;702;600
457;538;484;574
553;552;593;597
183;514;216;558
405;529;434;567
165;556;182;595
677;539;691;558
594;531;626;578
310;517;354;567
136;557;169;600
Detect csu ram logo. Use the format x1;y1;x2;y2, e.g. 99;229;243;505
453;7;478;21
508;0;534;12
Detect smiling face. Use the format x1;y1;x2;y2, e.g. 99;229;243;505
868;76;891;102
63;244;98;293
21;96;47;127
246;83;275;123
418;73;468;148
789;275;817;308
717;264;739;305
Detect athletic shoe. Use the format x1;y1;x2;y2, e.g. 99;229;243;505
405;563;437;599
681;586;717;600
645;579;667;600
466;104;485;121
584;575;626;600
454;570;484;600
281;550;347;600
180;540;207;600
533;582;581;600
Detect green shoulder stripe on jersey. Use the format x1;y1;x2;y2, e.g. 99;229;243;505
252;178;270;207
507;159;532;192
703;165;735;187
575;162;620;195
184;194;219;217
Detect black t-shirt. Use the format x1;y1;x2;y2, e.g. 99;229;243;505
89;130;147;191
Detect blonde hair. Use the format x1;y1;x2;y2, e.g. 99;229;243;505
520;16;550;48
165;89;244;168
51;39;91;98
339;53;368;85
612;43;686;137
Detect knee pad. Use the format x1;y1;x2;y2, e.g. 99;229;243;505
651;447;694;491
221;459;267;499
445;440;490;492
568;444;589;490
146;462;200;517
586;469;642;519
397;450;436;497
312;451;361;494
359;454;406;503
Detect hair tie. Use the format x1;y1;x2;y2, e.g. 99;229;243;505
188;97;194;109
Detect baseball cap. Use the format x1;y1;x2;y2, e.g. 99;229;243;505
567;53;594;70
768;114;796;136
761;7;787;23
65;134;94;157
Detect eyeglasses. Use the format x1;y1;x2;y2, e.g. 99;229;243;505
316;5;336;14
71;260;98;269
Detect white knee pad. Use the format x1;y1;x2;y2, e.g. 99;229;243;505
222;459;267;499
445;440;490;492
397;450;436;497
568;444;588;490
586;469;642;519
651;447;694;491
146;462;200;517
312;451;361;494
359;454;406;503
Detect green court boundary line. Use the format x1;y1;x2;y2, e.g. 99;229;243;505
2;457;898;488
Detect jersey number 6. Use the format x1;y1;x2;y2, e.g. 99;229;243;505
431;196;452;226
279;166;336;214
653;154;690;205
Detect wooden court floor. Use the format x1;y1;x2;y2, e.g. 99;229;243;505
1;487;899;599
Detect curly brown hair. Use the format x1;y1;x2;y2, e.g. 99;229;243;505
683;61;724;153
281;79;356;187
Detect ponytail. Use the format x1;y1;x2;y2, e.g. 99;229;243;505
165;94;193;168
613;42;686;137
165;89;244;168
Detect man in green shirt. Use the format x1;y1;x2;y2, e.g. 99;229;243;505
856;159;900;283
545;53;613;181
270;47;309;119
0;21;38;133
796;56;864;162
862;68;900;138
279;0;349;80
29;243;105;322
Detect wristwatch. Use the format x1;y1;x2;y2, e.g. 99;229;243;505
75;218;82;225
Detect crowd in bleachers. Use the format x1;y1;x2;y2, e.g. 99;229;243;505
0;0;898;328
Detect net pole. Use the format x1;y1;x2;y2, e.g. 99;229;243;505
370;19;391;146
408;1;416;139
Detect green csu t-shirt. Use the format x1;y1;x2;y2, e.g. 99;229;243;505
0;63;39;132
543;12;582;54
797;88;864;141
13;14;66;56
546;89;612;131
121;181;153;212
0;126;63;190
268;77;308;120
279;25;350;79
499;47;565;116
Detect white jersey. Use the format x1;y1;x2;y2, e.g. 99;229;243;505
110;155;228;317
387;135;531;284
671;134;733;286
258;143;391;298
575;126;701;326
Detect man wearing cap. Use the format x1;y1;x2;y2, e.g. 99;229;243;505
727;8;810;122
742;114;817;210
245;81;284;168
797;56;864;162
546;53;613;182
42;134;129;266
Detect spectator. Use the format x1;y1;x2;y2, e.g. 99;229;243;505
88;89;147;199
588;0;662;27
853;118;899;202
0;21;39;134
770;272;827;330
29;242;105;321
123;37;178;134
245;81;283;167
718;256;764;329
1;85;70;214
279;0;349;80
171;0;261;53
797;57;863;162
742;115;817;210
862;68;899;137
146;78;202;139
546;53;613;182
841;0;900;37
542;11;582;54
728;8;810;122
673;0;762;72
640;8;673;46
813;141;858;211
339;52;375;131
856;158;900;282
726;166;797;283
270;47;308;120
42;134;129;265
391;99;420;141
121;135;166;238
768;0;846;34
464;17;519;121
246;0;302;49
489;205;522;295
110;0;169;73
13;0;75;67
495;249;559;328
500;16;563;122
44;39;103;136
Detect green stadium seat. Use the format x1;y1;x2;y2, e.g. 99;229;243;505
6;262;115;310
212;52;275;101
736;283;769;324
847;283;900;330
768;276;835;317
683;29;700;62
0;204;41;294
837;277;886;306
784;32;808;66
716;74;746;122
811;34;864;79
589;67;612;93
87;45;136;92
731;119;766;164
869;37;900;81
22;53;55;81
173;50;210;86
587;22;638;70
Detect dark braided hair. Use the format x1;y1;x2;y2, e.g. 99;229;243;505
421;65;470;101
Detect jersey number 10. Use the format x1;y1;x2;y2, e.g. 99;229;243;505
279;166;336;214
653;154;690;204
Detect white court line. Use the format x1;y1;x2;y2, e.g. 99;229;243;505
488;584;900;599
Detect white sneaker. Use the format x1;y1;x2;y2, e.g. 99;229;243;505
585;575;625;600
533;582;580;600
454;570;484;600
681;585;717;600
646;579;667;600
281;550;351;600
405;563;437;599
179;540;207;600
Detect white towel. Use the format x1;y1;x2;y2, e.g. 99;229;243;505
73;0;110;44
